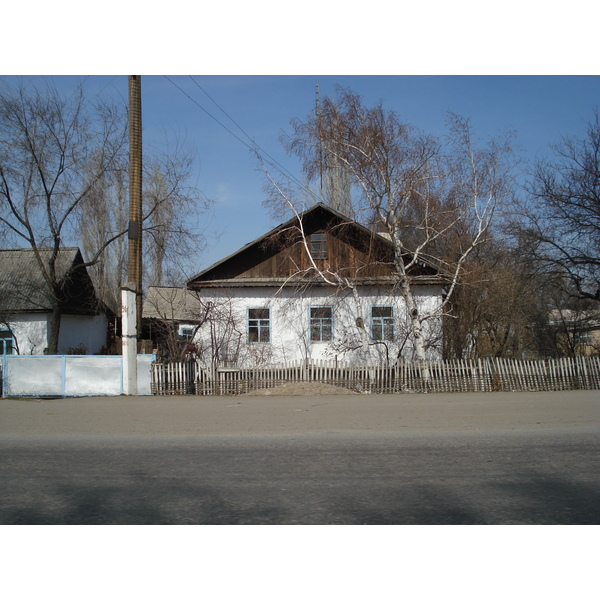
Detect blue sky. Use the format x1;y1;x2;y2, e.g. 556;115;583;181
2;75;599;276
152;75;599;271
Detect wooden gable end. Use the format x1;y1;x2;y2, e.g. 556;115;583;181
188;203;441;288
248;224;395;280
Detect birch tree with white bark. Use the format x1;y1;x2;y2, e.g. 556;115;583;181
272;87;516;363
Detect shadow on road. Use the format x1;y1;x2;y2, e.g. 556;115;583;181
2;471;599;525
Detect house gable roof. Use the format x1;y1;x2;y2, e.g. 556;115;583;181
187;203;444;288
0;247;102;315
143;286;206;322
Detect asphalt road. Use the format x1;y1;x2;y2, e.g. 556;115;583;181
1;429;599;524
1;391;598;524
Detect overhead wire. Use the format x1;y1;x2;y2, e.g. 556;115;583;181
163;75;254;152
163;75;318;201
188;76;257;148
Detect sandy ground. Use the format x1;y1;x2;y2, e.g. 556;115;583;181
0;388;598;436
243;382;360;396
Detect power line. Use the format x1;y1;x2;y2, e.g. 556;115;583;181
188;76;257;148
163;75;318;201
163;75;254;152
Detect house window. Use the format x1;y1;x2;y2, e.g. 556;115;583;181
310;306;333;342
371;306;394;341
248;308;271;343
310;233;328;259
574;330;593;346
179;326;195;342
0;330;15;355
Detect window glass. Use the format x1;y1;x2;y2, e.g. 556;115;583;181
248;308;271;343
0;330;14;355
371;306;394;341
180;327;195;341
574;331;592;345
310;306;333;342
310;233;328;259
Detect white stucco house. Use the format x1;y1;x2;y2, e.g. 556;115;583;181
548;309;600;356
144;204;447;367
0;248;109;356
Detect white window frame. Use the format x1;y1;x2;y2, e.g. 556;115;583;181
248;307;271;343
309;306;333;342
574;330;593;346
371;306;394;342
179;325;195;342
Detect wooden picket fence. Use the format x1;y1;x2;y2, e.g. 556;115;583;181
151;356;600;396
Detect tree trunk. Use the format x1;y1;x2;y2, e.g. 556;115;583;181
350;285;372;360
392;232;428;363
410;311;431;388
395;275;431;387
409;307;427;362
47;302;62;354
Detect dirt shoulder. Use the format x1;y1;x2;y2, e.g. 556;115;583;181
1;389;598;437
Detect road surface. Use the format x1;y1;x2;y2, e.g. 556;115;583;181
1;390;598;524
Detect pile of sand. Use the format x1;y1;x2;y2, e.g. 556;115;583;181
242;381;359;396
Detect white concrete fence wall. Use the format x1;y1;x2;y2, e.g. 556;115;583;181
1;354;154;397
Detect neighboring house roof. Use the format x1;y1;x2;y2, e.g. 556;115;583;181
0;247;102;315
188;203;446;289
143;286;206;322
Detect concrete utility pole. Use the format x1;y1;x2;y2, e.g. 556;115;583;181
128;75;143;333
121;284;138;395
122;75;143;395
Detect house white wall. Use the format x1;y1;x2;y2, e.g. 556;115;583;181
4;314;48;355
185;285;443;367
3;313;108;355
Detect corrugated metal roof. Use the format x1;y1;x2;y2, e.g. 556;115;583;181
0;247;81;313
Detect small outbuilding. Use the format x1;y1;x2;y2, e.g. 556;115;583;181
0;247;109;355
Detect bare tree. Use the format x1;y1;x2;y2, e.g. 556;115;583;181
77;151;128;312
272;88;516;364
144;286;272;367
143;143;209;287
0;80;127;353
0;79;211;352
255;185;444;366
78;140;210;312
144;286;213;362
518;111;600;302
443;244;548;359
